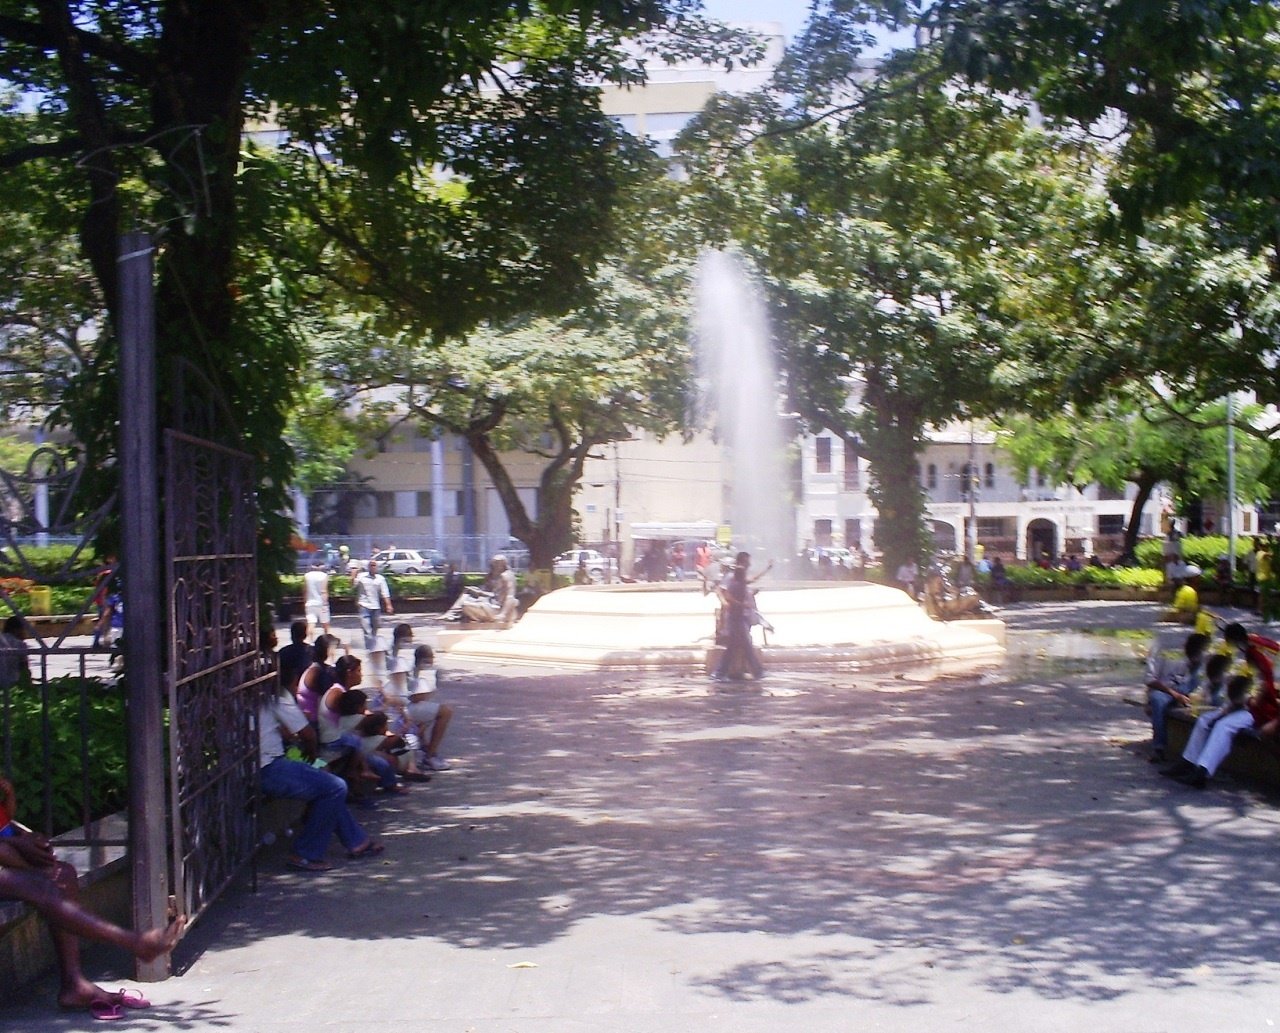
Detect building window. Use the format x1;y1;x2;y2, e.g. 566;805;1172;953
375;492;395;518
843;440;860;490
1035;468;1047;488
814;518;833;546
913;462;922;484
845;518;862;549
416;491;432;517
815;437;832;474
455;490;467;517
984;462;995;489
927;464;938;490
976;517;1006;537
1098;514;1125;536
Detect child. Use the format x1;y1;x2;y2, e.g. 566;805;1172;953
1162;675;1255;788
0;778;185;1018
1202;651;1231;709
405;645;454;771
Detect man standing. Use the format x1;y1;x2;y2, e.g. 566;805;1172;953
303;559;331;635
354;559;393;650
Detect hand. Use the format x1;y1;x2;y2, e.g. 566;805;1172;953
11;831;55;869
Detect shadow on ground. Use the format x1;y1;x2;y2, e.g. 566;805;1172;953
170;651;1280;1011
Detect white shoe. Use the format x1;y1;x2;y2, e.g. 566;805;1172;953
425;754;451;771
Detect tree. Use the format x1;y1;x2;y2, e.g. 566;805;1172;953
682;51;1093;573
311;169;697;570
998;392;1272;559
0;1;719;574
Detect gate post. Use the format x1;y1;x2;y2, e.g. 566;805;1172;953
119;231;171;981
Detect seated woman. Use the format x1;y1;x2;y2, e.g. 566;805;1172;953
457;556;517;624
321;657;415;796
405;645;454;771
296;633;342;723
921;567;988;621
0;779;185;1019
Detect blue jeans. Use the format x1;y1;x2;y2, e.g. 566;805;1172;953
359;607;381;650
259;757;366;862
1148;688;1180;751
366;751;398;790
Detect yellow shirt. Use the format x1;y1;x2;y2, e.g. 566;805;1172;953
1172;584;1198;613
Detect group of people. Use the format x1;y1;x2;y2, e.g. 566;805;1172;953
261;618;455;873
1144;621;1278;788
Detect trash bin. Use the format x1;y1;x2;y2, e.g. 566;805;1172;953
29;585;52;616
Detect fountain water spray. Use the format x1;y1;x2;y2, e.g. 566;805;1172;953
693;249;793;564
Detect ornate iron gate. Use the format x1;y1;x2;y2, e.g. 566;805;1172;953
164;429;269;922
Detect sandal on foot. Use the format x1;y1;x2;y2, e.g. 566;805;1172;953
285;857;333;872
347;840;385;860
112;989;151;1009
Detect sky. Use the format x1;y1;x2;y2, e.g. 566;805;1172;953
699;0;810;41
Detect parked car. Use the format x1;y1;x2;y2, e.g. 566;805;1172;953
553;548;618;583
370;548;447;574
498;539;531;571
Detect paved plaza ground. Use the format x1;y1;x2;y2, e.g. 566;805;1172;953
4;600;1279;1031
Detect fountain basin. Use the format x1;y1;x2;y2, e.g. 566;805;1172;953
437;581;1005;671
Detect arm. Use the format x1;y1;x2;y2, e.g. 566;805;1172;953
382;577;394;614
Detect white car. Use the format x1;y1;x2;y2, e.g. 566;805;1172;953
553;549;617;583
370;548;446;575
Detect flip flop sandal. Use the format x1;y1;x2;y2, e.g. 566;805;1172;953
347;841;385;860
285;857;333;872
90;1002;125;1021
113;988;151;1009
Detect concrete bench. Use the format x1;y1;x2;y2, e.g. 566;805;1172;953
1166;708;1280;791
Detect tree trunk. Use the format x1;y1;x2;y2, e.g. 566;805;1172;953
1120;469;1158;563
861;393;930;581
465;427;591;571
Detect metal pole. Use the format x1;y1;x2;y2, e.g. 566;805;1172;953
966;424;977;563
118;231;171;981
1227;390;1237;570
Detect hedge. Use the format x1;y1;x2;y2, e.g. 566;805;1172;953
1001;565;1163;589
1133;535;1253;572
5;675;127;836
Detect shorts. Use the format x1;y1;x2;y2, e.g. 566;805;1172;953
305;601;331;624
406;699;442;726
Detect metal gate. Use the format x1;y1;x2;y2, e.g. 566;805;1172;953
164;429;270;923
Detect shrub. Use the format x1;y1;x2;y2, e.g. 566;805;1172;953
1134;535;1251;571
5;676;127;836
1002;564;1162;589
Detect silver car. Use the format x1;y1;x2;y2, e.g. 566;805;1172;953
553;549;618;583
370;548;446;574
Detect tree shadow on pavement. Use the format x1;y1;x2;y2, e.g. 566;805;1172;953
179;659;1280;1011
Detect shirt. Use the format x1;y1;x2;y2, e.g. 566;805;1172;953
354;571;391;610
258;692;308;768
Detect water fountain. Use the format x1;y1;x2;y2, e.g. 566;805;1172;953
439;249;1005;672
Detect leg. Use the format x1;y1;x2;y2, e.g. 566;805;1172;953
0;863;183;1008
1181;711;1215;764
424;704;453;756
1194;709;1256;777
1148;689;1176;753
359;607;377;650
260;757;370;862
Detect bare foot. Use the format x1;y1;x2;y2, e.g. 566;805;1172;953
136;914;186;962
57;979;117;1011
